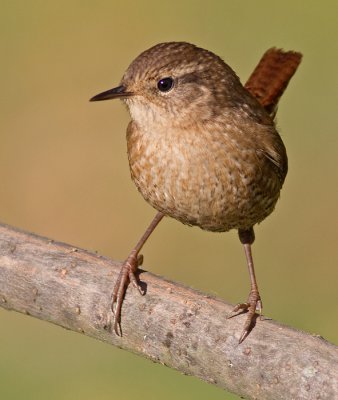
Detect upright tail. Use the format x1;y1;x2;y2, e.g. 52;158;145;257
245;48;302;117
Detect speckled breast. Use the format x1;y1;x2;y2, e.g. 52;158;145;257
126;121;282;232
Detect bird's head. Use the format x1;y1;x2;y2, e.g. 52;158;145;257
90;42;246;128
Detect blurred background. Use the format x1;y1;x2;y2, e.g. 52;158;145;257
1;1;337;399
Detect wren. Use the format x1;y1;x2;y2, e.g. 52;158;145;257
90;42;302;343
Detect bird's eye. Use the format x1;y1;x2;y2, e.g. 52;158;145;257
157;77;174;92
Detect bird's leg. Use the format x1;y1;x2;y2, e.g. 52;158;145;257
111;211;164;335
228;227;262;343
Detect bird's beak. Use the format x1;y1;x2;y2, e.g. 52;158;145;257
90;85;132;102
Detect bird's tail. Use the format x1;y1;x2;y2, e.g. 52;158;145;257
245;48;302;118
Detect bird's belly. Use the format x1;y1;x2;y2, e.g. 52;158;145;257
128;142;280;232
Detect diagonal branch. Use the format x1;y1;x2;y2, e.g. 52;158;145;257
0;222;337;400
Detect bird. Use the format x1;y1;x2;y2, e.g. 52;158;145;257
90;42;302;343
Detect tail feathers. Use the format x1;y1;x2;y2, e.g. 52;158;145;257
245;48;302;117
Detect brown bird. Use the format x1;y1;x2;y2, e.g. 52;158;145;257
90;42;302;343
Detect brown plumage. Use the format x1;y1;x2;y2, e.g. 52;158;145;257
245;47;302;116
91;42;302;342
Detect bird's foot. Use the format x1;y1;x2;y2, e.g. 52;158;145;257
111;253;144;336
227;289;262;343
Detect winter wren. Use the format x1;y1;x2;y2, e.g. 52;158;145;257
91;42;302;343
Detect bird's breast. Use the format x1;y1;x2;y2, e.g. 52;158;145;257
126;121;282;232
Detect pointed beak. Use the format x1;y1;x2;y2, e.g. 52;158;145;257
90;85;132;102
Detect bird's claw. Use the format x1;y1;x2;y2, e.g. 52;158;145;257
227;290;262;343
111;253;144;335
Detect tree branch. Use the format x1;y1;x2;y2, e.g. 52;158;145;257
0;222;337;399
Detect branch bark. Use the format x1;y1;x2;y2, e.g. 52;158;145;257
0;222;337;400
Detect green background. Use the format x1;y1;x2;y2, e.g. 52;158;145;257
1;1;337;399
